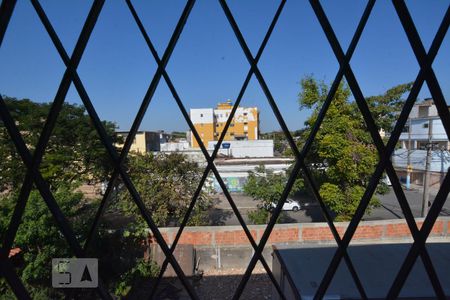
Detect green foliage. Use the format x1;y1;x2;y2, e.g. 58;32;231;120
0;96;119;192
366;82;413;132
0;185;159;299
113;152;212;227
376;180;391;195
0;97;168;298
244;165;303;208
248;209;270;225
114;258;159;297
298;76;409;220
243;165;303;224
0;185;93;299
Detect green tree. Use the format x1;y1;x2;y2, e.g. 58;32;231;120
0;96;119;192
0;186;98;299
0;97;153;298
112;152;212;228
297;76;411;221
244;165;303;224
365;82;413;133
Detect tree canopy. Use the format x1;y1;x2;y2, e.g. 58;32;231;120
0;97;211;298
112;152;212;228
243;164;303;224
297;76;411;220
0;96;119;192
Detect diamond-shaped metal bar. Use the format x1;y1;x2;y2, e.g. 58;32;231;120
386;1;450;298
124;1;288;298
393;1;450;139
0;258;31;299
219;0;299;158
29;0;268;298
222;0;377;297
125;1;286;298
216;4;302;296
83;0;195;256
310;0;449;298
0;0;17;254
0;0;16;48
293;2;378;298
0;1;112;298
0;97;112;299
2;0;103;258
387;174;450;299
1;1;449;299
25;0;199;298
310;7;445;300
305;0;448;298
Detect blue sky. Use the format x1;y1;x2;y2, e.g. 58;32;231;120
1;0;449;133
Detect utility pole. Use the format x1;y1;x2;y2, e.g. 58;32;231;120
406;118;412;190
421;119;433;217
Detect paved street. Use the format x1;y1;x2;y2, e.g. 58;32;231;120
209;186;450;226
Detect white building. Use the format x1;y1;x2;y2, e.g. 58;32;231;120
207;140;274;158
393;99;450;186
210;157;293;192
398;99;449;150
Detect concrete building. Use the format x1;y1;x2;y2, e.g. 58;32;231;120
398;99;449;150
207;140;274;158
116;130;171;153
393;99;450;186
190;100;259;148
209;157;293;192
160;140;190;152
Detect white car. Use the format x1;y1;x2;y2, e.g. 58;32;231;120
270;198;301;211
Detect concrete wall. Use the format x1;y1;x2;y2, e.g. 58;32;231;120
160;141;190;151
149;218;450;248
207;140;274;158
148;218;450;271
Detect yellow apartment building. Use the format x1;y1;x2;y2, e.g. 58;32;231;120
190;100;259;148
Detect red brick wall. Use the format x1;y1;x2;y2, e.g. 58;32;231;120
148;217;449;247
215;229;257;245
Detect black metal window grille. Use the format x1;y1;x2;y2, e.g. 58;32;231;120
0;0;449;299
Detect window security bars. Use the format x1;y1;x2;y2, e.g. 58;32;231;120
0;1;449;299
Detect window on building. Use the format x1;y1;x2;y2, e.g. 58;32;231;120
418;106;429;118
417;141;428;150
200;113;203;117
230;123;234;127
402;125;409;133
243;112;248;116
423;123;429;128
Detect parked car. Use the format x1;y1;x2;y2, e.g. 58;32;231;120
270;198;301;211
